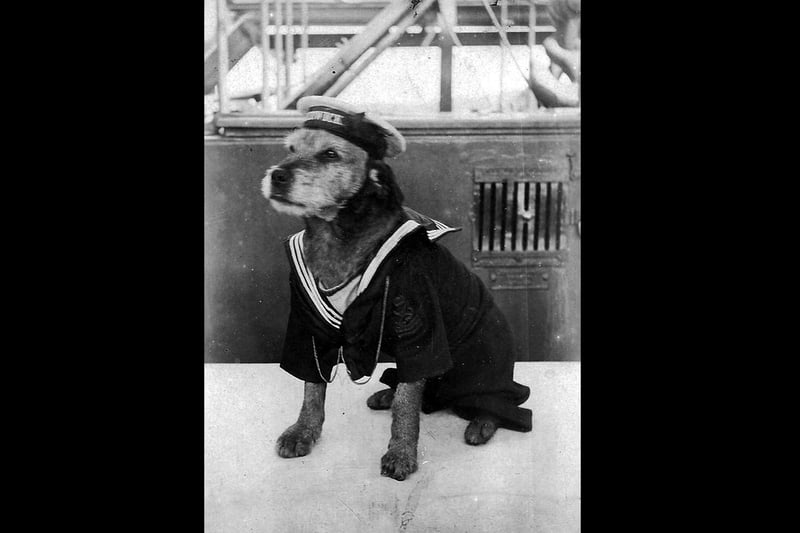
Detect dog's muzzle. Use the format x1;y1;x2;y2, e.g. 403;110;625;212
264;166;294;202
271;167;291;186
264;165;308;210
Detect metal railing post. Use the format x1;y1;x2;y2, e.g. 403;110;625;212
216;0;230;114
529;0;537;110
261;0;271;110
499;0;508;112
274;0;283;108
286;0;294;96
301;0;308;84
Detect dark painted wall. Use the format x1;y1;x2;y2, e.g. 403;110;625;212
205;119;580;363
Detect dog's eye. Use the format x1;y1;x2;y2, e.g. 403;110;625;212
288;145;295;153
322;149;339;160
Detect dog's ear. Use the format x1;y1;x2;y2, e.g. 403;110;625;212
366;159;404;208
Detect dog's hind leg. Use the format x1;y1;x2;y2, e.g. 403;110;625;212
276;382;326;458
463;413;500;446
366;388;394;410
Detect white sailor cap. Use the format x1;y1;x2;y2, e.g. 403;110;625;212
297;96;406;159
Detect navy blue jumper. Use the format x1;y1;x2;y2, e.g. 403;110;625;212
279;209;532;432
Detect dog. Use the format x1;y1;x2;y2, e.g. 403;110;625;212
262;96;532;481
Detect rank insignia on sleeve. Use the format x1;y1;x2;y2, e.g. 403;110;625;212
392;295;424;338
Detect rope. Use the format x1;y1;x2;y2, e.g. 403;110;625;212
479;0;534;91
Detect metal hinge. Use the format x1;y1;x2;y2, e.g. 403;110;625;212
566;153;579;181
568;209;581;238
568;209;581;225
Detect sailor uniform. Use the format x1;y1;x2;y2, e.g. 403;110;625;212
280;208;532;433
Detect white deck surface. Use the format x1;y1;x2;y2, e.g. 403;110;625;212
205;362;580;532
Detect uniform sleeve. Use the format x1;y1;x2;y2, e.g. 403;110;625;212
388;271;453;383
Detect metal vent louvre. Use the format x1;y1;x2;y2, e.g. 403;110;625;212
473;179;565;253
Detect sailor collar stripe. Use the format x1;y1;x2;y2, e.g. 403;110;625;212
287;215;457;331
427;219;460;241
289;232;343;329
356;220;419;295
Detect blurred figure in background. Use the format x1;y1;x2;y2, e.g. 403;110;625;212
529;0;580;107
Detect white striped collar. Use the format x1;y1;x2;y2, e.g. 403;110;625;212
402;206;460;242
356;220;420;295
288;232;343;329
426;218;460;241
287;214;458;329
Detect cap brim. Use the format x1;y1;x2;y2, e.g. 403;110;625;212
297;96;406;158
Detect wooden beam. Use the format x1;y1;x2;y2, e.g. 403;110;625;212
323;0;437;98
260;29;556;49
282;0;427;109
229;1;555;27
204;14;260;95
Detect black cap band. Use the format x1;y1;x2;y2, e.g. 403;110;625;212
303;106;388;160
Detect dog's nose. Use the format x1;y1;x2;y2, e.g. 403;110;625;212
271;168;290;185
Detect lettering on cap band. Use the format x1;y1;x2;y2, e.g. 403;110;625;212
305;110;345;126
303;105;388;160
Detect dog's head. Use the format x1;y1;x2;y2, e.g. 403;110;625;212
262;128;403;221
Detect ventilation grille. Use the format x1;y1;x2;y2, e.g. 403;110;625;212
473;181;565;253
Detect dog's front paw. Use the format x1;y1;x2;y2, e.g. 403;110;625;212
380;445;418;481
276;423;320;458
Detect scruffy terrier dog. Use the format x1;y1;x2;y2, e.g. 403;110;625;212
262;97;531;481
